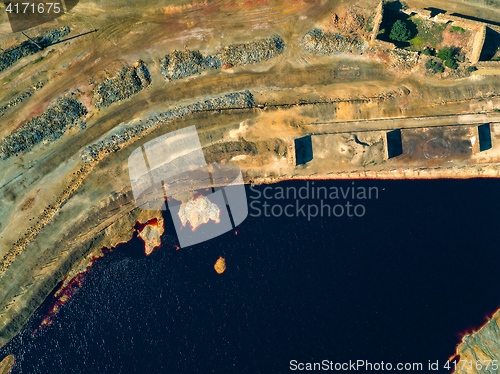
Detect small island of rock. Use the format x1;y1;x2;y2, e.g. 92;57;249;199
214;257;226;274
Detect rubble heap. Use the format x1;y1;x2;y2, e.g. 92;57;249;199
389;49;420;71
134;60;151;85
217;34;285;66
160;50;221;81
332;9;366;33
301;29;367;55
0;27;70;72
81;90;255;162
93;60;151;108
160;35;285;81
0;97;87;159
0;82;44;118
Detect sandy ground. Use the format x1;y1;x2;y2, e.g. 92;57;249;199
0;354;14;374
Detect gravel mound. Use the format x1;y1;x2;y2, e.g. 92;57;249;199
160;35;285;81
217;34;285;66
81;90;255;162
0;97;87;159
160;50;221;81
135;60;151;85
389;49;419;71
0;27;70;72
93;60;151;108
301;29;367;55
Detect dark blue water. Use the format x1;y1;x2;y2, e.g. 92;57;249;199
2;179;500;373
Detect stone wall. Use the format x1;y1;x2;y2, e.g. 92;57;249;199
370;1;384;45
383;6;489;64
401;8;432;19
471;25;487;64
475;61;500;68
373;40;396;50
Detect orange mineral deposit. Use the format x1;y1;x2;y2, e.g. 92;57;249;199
214;257;226;274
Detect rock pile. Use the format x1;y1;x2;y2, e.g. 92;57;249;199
0;82;44;118
389;49;419;71
160;35;285;81
332;9;366;34
81;90;255;163
93;60;151;108
0;97;87;159
301;29;367;55
160;50;221;81
0;27;70;72
134;60;151;86
217;34;285;67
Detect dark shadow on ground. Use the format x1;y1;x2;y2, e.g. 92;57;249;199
480;28;500;61
424;7;446;18
478;124;492;152
378;5;417;47
384;0;404;11
449;13;500;27
386;129;403;159
294;136;313;165
5;0;80;33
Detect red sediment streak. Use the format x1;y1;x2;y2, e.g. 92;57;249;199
31;105;44;117
34;217;164;333
33;247;113;335
134;217;158;232
34;274;85;333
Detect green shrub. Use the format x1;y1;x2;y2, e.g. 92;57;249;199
422;48;432;56
411;37;423;47
445;59;458;69
451;26;465;33
437;47;453;61
425;59;444;74
390;20;411;42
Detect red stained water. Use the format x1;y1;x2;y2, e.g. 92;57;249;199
32;244;116;335
34;217;163;334
34;274;84;333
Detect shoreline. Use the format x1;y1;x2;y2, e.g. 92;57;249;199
250;163;500;185
0;169;498;364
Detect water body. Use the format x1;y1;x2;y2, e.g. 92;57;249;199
1;179;500;373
